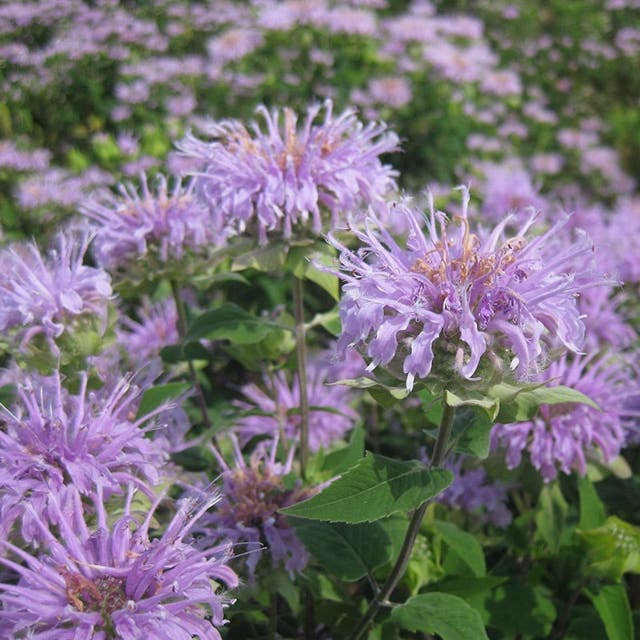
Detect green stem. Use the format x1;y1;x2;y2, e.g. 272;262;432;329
293;275;310;480
350;401;456;640
170;280;212;431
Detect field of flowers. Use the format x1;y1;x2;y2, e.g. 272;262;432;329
1;0;640;638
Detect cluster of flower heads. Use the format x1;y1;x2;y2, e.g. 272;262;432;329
178;100;399;244
491;354;639;482
330;189;604;391
0;486;238;639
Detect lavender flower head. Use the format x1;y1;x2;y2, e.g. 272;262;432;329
81;173;222;273
203;436;316;578
178;99;399;244
0;486;238;639
0;227;112;356
234;353;357;452
491;354;637;482
0;370;167;544
330;189;602;392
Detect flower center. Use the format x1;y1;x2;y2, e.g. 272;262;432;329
61;568;128;634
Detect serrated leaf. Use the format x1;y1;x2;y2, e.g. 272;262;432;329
435;520;486;577
321;426;365;475
289;517;394;581
391;592;489;640
491;382;599;423
186;303;288;344
282;453;453;523
135;382;191;419
450;405;494;459
587;584;634;640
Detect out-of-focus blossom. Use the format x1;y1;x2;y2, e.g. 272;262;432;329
81;173;222;272
478;160;547;222
330;189;604;391
0;487;238;639
117;297;179;369
0;141;50;171
235;353;357;451
202;437;315;578
178;100;398;244
206;27;264;65
491;354;637;482
0;228;112;355
422;451;512;527
366;76;413;108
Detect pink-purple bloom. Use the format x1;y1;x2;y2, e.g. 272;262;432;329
0;487;238;639
81;173;222;272
330;190;603;391
0;228;112;355
178;100;399;244
0;370;167;544
491;354;637;482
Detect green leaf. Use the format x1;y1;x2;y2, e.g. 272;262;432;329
449;406;494;459
435;520;486;577
578;476;606;530
282;453;453;523
491;382;599;423
286;243;339;300
289;517;395;581
434;576;507;600
535;482;569;553
391;593;489;640
135;382;191;419
486;583;557;637
321;426;365;475
186;303;288;344
577;516;640;581
307;308;341;335
231;242;288;272
586;584;634;640
445;389;499;421
328;376;409;407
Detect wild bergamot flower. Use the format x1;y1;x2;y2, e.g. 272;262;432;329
330;189;604;391
178;99;399;244
0;486;238;639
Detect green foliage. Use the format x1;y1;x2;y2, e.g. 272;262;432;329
282;453;453;523
578;516;640;581
391;592;489;639
587;584;634;640
289;516;405;581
